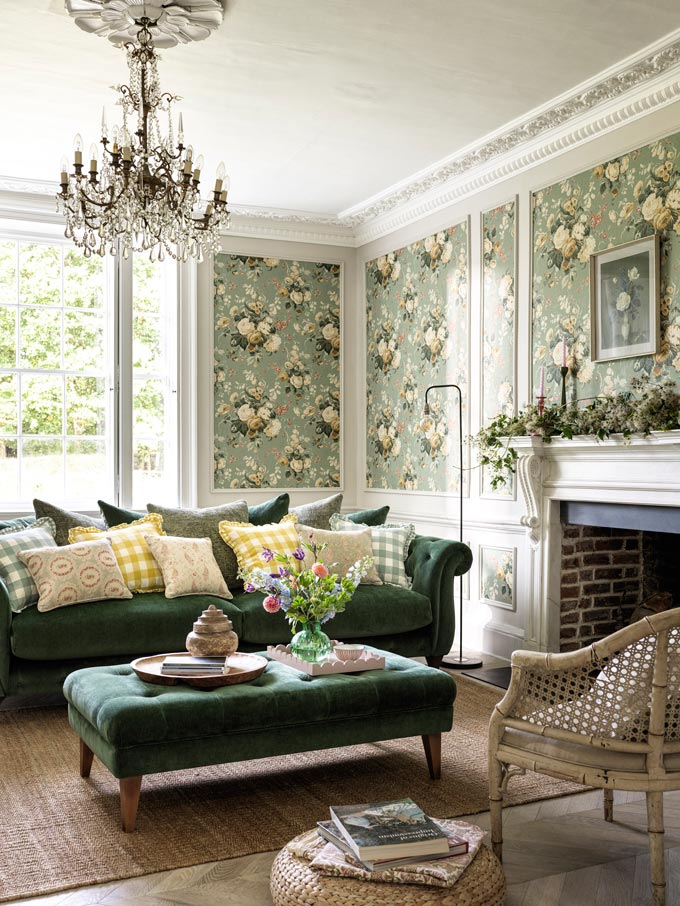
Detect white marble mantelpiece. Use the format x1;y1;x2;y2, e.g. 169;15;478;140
508;430;680;652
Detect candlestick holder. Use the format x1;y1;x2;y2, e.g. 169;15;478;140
536;395;545;415
560;366;569;408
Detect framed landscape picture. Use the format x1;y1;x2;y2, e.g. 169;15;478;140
589;234;660;363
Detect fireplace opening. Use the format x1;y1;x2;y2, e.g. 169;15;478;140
559;502;678;652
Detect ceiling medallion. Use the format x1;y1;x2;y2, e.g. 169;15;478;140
65;0;224;49
57;13;230;261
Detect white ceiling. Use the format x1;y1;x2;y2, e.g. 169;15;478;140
1;0;680;215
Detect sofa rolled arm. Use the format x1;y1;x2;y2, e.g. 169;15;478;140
406;536;473;657
0;577;11;696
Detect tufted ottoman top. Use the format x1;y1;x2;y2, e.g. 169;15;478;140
63;651;456;749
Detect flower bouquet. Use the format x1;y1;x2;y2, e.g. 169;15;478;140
241;539;374;662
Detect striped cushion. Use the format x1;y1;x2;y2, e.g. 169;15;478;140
68;514;166;592
329;514;416;587
218;518;300;576
0;518;57;612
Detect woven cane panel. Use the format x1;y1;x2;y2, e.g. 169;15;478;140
665;627;680;741
514;634;658;743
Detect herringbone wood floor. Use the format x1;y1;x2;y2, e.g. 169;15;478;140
6;787;680;905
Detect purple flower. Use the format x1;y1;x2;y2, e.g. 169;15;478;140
244;582;256;593
261;547;274;562
278;565;288;577
292;547;305;561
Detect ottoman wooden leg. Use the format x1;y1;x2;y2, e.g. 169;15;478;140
80;739;94;778
421;733;441;779
120;776;143;833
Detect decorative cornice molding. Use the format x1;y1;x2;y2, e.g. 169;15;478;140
4;29;680;247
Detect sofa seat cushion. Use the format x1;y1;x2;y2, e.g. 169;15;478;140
11;593;244;661
64;652;455;748
233;584;433;645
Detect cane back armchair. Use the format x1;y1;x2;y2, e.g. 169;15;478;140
489;610;680;906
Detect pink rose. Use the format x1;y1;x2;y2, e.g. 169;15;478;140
312;563;329;579
263;595;281;613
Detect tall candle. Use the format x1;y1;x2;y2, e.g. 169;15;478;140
562;337;567;367
538;365;545;398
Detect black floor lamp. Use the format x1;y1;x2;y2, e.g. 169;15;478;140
423;383;482;670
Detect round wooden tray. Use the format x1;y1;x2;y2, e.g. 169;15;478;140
131;652;268;688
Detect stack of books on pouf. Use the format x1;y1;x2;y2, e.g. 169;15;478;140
161;655;229;676
308;797;486;887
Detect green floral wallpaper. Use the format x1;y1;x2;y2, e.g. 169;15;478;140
532;134;680;400
213;255;341;489
482;200;516;497
365;223;469;492
480;546;514;608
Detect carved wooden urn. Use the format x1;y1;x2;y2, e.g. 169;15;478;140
186;604;238;657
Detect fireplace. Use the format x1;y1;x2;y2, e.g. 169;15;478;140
558;504;678;650
510;430;680;652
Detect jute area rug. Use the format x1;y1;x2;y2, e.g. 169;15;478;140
0;675;584;902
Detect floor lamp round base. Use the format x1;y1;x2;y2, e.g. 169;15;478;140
442;654;483;670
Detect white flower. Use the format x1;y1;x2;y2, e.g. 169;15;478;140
237;404;254;420
237;317;254;336
553;225;570;251
264;419;281;438
616;292;631;312
642;193;662;221
577;236;596;263
572;222;586;241
498;274;513;301
264;335;281;353
322;405;336;423
667;187;680;210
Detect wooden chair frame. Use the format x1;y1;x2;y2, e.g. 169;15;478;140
489;610;680;906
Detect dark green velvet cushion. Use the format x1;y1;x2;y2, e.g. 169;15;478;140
11;593;244;661
0;516;36;531
248;493;290;526
234;583;432;645
64;653;456;749
346;506;390;526
98;501;144;527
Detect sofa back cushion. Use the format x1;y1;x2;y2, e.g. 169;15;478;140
147;501;248;585
218;518;300;577
289;493;343;530
33;500;105;546
69;514;165;593
18;539;132;612
0;518;57;612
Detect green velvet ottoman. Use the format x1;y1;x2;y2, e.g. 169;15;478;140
63;650;456;832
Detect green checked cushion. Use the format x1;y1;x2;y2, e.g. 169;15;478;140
329;515;416;588
0;517;57;612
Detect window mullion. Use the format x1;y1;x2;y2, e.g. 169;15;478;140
117;249;134;507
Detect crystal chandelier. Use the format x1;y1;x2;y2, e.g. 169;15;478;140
57;15;230;262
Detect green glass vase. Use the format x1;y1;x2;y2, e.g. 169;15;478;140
290;620;332;663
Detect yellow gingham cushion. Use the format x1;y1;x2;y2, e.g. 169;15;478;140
218;517;299;576
68;514;166;592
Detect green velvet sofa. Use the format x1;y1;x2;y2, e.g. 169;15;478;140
0;529;472;701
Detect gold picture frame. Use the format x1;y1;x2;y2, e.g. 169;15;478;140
589;234;660;363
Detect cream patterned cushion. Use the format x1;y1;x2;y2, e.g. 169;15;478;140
68;514;165;592
145;534;232;600
0;518;57;613
17;539;132;612
330;514;416;587
295;525;382;585
218;518;300;576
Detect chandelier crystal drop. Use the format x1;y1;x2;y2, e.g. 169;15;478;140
57;16;230;262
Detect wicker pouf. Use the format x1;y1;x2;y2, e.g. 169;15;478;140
270;831;506;906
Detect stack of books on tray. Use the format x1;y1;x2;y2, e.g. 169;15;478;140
317;798;469;871
161;655;228;676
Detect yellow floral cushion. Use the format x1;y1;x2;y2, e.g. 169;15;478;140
218;517;299;576
68;514;165;592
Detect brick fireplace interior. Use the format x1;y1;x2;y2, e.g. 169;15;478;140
559;502;678;652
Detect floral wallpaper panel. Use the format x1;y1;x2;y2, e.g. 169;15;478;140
213;254;341;490
366;222;469;493
481;200;516;497
480;545;514;609
532;134;680;401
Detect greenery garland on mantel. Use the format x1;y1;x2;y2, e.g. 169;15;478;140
473;379;680;490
